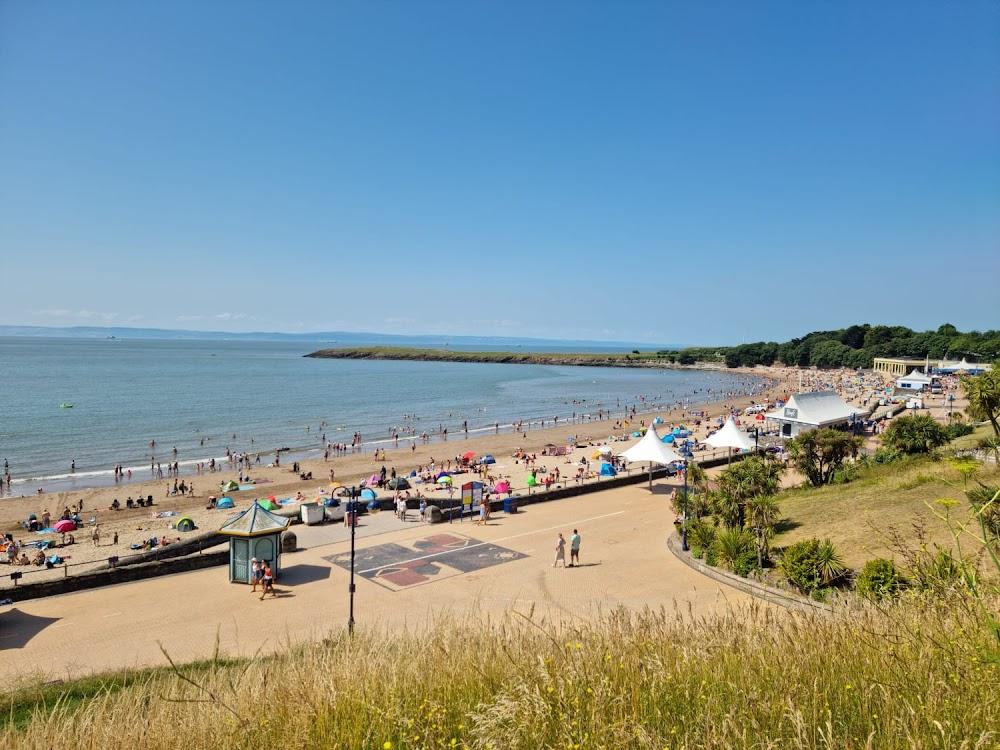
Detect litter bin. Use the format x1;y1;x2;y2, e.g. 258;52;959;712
503;496;517;514
300;502;323;526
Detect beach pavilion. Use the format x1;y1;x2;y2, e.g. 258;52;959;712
764;392;868;439
619;422;684;489
218;500;291;584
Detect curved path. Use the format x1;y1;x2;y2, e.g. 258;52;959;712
1;482;754;680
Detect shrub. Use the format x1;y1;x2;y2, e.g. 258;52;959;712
947;422;974;439
857;558;904;601
686;518;718;551
711;528;757;577
778;537;849;593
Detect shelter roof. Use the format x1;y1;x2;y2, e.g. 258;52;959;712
619;423;684;465
218;501;291;537
704;417;756;451
897;370;933;385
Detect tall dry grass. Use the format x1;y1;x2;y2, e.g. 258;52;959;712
3;594;998;749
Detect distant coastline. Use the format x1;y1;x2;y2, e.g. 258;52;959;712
305;346;724;369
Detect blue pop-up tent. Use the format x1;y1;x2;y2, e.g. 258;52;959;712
599;462;617;477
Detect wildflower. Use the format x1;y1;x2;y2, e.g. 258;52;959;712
383;743;393;750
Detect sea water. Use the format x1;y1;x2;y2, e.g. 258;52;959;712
0;337;771;495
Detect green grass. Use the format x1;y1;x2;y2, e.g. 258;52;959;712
2;600;998;749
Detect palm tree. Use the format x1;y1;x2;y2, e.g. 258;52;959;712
962;369;1000;437
816;538;847;584
745;494;781;568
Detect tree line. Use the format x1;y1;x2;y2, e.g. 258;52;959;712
715;323;1000;369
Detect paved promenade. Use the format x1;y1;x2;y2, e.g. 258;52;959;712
1;482;753;680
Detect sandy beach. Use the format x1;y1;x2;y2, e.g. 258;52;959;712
1;364;961;589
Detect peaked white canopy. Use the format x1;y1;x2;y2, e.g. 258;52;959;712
619;423;685;489
704;417;756;452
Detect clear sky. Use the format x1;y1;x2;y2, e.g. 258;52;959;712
1;1;997;346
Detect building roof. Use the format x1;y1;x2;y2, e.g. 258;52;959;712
764;391;868;428
218;501;291;537
898;370;933;385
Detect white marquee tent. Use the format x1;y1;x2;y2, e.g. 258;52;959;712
704;416;756;462
619;422;685;489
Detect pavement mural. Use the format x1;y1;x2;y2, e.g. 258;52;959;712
324;533;526;592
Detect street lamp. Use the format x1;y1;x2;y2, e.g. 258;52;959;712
681;459;689;552
347;485;359;635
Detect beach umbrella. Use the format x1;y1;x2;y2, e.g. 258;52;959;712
462;451;476;461
482;454;496;464
387;477;410;490
54;519;75;533
437;475;453;485
494;480;510;494
359;488;377;500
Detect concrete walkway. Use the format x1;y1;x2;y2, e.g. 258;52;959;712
1;483;753;680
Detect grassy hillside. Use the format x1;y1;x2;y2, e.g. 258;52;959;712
3;599;998;749
773;455;998;571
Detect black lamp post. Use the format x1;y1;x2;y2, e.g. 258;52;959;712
347;485;358;635
681;459;689;552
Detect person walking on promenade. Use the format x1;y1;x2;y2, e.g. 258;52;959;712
570;529;581;567
553;533;567;567
251;558;262;593
260;561;276;600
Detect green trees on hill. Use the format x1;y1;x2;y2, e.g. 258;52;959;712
722;323;1000;369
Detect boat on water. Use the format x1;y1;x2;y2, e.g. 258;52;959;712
59;403;74;408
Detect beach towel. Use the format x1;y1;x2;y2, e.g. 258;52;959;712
36;528;57;535
239;485;255;491
153;511;179;518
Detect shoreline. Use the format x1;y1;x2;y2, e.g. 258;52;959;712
0;366;802;587
2;369;776;497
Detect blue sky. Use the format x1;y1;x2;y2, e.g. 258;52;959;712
1;1;997;346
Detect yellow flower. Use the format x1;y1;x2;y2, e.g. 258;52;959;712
383;743;393;750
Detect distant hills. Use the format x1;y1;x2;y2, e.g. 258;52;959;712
0;325;677;352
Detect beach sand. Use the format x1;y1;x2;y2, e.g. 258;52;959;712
1;364;959;587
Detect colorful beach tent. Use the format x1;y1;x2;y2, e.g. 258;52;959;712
175;516;196;532
216;497;235;509
436;475;453;485
387;477;410;490
599;462;617;477
221;480;239;492
481;454;496;464
54;519;76;533
359;488;377;500
258;499;279;511
493;481;510;494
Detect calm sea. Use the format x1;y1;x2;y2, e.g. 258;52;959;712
0;337;771;495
